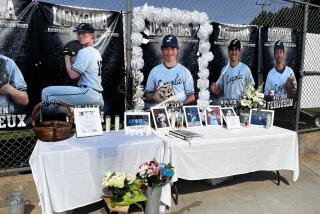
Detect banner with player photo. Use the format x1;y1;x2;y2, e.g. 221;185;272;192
35;2;125;118
208;22;259;105
0;0;35;130
260;26;302;130
138;21;200;109
261;26;301;101
0;1;125;130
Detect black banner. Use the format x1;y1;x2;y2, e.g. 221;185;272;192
140;22;200;97
208;22;259;103
0;0;34;129
0;1;125;130
36;2;125;116
261;26;302;130
261;26;301;85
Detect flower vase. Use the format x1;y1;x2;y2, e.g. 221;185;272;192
145;186;162;214
239;109;250;127
103;195;129;213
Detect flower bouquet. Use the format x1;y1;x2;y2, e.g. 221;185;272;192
102;171;147;213
239;82;266;126
137;159;174;214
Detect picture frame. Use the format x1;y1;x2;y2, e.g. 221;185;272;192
124;112;151;129
221;107;240;129
221;107;237;122
183;105;202;128
249;109;275;128
74;107;103;137
204;105;223;127
151;107;171;130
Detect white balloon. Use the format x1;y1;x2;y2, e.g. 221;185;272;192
132;17;145;33
199;41;211;54
132;46;143;59
131;58;144;70
131;33;143;47
203;52;214;62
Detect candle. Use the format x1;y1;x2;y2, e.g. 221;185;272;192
171;112;176;129
105;116;111;133
115;115;120;132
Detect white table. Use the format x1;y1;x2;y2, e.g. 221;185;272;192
154;126;299;207
29;131;164;214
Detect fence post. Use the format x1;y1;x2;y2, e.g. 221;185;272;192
295;3;309;132
125;0;133;110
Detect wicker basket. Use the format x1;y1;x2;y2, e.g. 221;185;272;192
32;102;74;142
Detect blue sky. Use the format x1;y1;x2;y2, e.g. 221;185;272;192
39;0;293;25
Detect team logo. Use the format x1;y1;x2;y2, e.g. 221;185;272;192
166;36;173;43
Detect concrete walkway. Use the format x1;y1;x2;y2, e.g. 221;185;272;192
1;153;320;214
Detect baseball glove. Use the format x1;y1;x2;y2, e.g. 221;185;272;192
0;58;9;88
62;40;83;57
154;83;176;103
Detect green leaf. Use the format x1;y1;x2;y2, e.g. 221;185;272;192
111;190;147;206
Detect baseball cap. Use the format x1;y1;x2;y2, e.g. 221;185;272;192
161;35;179;49
228;39;241;50
274;40;284;52
73;23;94;33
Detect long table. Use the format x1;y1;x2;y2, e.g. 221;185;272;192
29;131;164;214
30;126;299;213
153;126;299;208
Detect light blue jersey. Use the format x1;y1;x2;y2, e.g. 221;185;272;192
264;66;295;96
72;46;103;92
145;63;194;102
216;62;255;100
41;45;104;109
0;54;27;114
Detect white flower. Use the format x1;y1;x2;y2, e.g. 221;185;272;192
126;174;134;184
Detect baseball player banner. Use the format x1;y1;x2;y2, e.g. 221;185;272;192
261;27;301;107
261;26;302;130
0;0;35;129
0;1;125;130
34;2;125;117
140;21;200;105
208;22;259;105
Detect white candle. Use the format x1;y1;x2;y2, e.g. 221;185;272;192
115;115;120;132
105;116;111;133
171;112;176;129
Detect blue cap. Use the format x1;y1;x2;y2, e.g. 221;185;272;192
161;35;179;49
274;40;284;52
74;23;94;33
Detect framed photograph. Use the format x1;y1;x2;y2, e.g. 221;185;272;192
151;107;171;130
249;109;275;127
221;107;237;122
183;105;202;128
124;112;151;129
204;106;223;126
74;107;103;137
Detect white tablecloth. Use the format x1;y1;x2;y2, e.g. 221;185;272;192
153;126;299;207
29;131;163;214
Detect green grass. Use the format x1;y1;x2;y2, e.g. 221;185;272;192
0;129;36;141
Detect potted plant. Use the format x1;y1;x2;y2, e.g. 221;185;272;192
239;82;266;126
137;159;174;214
102;171;147;213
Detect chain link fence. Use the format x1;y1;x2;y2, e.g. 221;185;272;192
298;1;320;133
0;129;37;174
1;0;320;173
